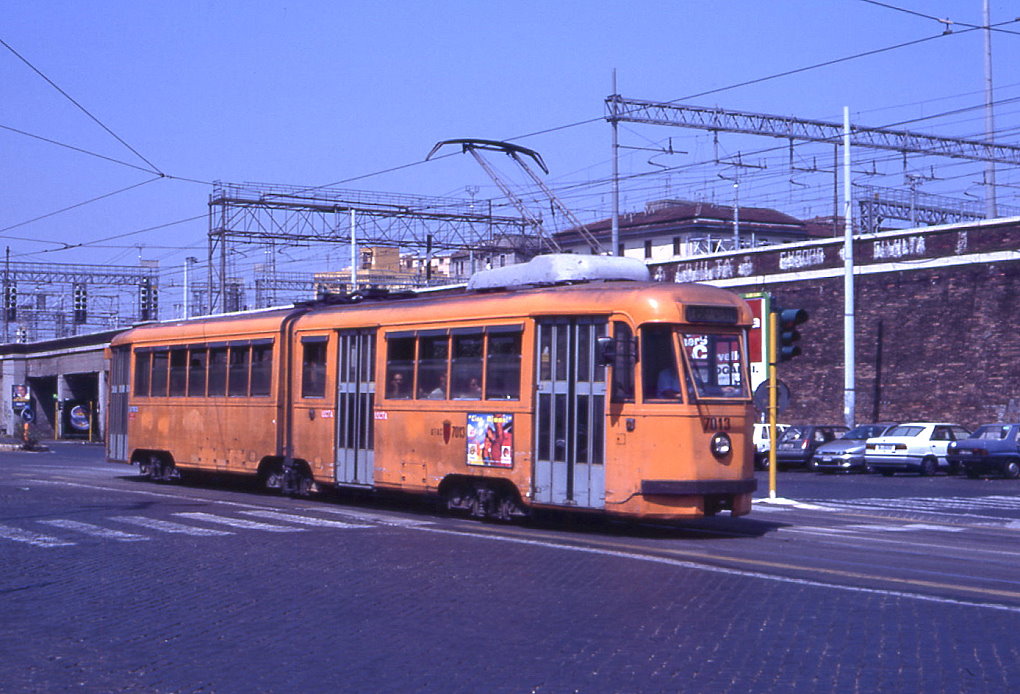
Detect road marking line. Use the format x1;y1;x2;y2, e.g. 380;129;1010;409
0;523;75;548
843;523;965;533
411;525;1020;614
110;516;233;536
314;507;432;527
238;510;373;529
174;512;306;532
37;519;149;541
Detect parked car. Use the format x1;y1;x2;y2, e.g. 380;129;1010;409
752;422;790;470
865;422;971;476
946;423;1020;479
773;425;849;469
811;423;898;473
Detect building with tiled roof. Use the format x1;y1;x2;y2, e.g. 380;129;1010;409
554;199;825;262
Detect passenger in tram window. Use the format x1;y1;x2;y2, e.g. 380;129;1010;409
466;377;482;398
656;367;681;398
426;374;447;399
387;372;409;399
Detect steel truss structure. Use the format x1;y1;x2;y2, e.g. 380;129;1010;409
856;184;1020;233
1;261;159;343
605;97;1020;165
605;96;1020;234
208;181;537;313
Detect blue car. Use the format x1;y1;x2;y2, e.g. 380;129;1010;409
947;423;1020;479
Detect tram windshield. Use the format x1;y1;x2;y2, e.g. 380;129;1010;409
641;325;749;401
679;331;749;400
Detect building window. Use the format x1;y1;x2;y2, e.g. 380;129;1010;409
644;240;652;259
617;243;625;256
673;236;681;255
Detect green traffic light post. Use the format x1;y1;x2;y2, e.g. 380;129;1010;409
766;303;808;498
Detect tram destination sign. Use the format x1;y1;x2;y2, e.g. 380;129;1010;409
685;304;738;325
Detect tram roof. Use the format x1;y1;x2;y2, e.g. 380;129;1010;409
112;257;751;346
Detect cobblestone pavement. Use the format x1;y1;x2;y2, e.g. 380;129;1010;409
1;447;1018;693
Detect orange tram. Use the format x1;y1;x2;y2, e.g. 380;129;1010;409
106;255;757;522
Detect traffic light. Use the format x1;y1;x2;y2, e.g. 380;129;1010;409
73;283;88;324
777;307;808;362
4;284;16;322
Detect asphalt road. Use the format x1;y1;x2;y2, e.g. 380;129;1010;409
2;444;1019;693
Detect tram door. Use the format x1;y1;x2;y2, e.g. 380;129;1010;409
534;318;607;508
335;331;375;487
107;345;131;462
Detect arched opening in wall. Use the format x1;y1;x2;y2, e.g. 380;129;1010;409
26;375;57;438
62;372;99;440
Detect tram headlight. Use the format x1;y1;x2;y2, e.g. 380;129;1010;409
710;432;732;459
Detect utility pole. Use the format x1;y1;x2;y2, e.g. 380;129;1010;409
843;107;856;429
610;69;620;256
983;0;998;217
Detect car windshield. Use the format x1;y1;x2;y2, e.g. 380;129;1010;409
884;425;924;438
843;424;888;439
972;425;1012;440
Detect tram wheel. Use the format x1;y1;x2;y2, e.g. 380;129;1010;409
495;494;523;522
260;462;284;491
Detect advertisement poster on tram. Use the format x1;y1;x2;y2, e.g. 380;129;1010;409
466;413;513;468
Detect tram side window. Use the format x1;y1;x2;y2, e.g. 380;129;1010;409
188;347;207;397
150;349;170;397
641;325;680;401
301;339;327;399
250;342;273;397
417;335;449;399
451;333;483;400
486;331;521;400
610;322;635;403
134;351;151;396
208;346;228;396
229;344;251;397
385;336;415;399
169;348;188;396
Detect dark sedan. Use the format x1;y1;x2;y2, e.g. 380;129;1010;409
947;423;1020;479
774;425;849;469
811;423;898;473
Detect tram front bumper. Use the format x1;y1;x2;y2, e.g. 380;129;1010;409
636;479;757;517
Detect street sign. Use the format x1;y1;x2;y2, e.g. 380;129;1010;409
753;380;790;414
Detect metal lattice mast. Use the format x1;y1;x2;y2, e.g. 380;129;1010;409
207;182;535;313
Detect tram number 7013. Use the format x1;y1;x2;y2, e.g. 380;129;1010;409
701;416;732;432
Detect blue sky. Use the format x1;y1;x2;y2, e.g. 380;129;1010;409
3;1;1019;284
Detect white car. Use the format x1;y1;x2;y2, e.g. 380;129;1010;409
864;422;971;476
752;422;789;470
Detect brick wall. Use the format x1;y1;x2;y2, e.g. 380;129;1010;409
653;218;1020;429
